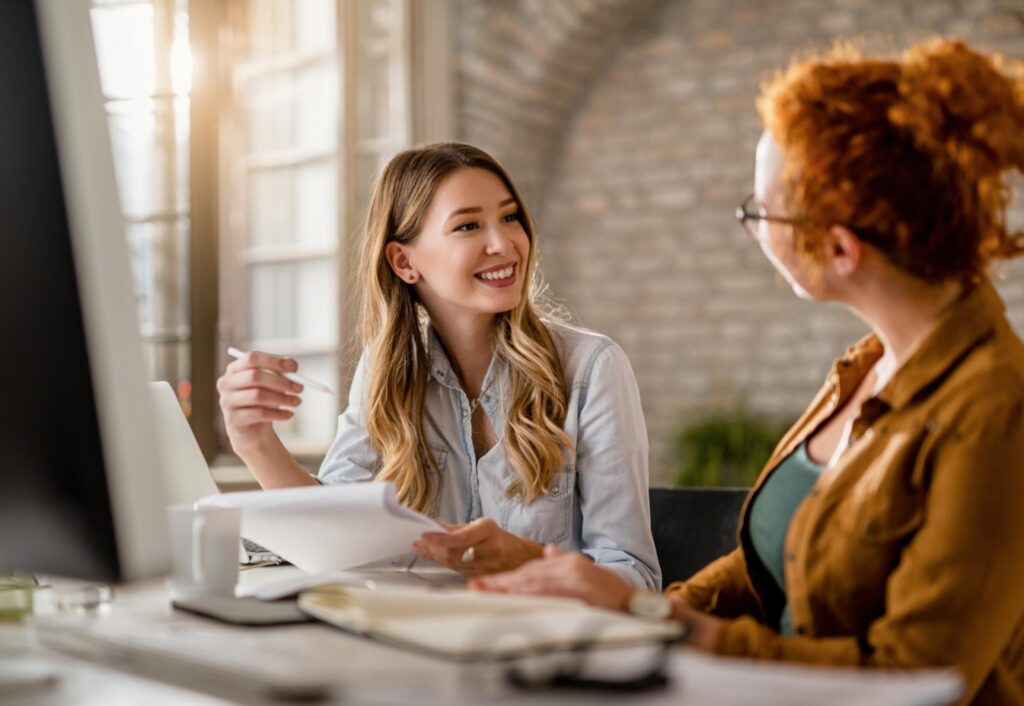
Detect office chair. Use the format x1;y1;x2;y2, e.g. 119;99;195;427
649;487;749;587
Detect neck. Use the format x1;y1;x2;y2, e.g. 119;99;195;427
846;271;964;390
429;312;497;398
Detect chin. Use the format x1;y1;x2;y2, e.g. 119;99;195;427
480;294;522;315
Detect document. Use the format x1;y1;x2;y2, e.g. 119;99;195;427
199;482;444;574
297;583;685;661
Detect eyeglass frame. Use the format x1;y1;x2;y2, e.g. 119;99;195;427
735;193;885;248
735;193;808;243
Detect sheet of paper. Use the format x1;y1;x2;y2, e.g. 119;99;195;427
670;650;963;706
199;483;445;574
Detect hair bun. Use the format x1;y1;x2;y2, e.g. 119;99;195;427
886;39;1024;181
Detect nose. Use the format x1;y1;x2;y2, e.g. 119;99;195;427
484;223;512;255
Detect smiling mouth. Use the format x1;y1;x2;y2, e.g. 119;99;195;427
474;263;516;282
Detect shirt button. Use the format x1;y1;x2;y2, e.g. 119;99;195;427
795;625;808;636
550;484;560;494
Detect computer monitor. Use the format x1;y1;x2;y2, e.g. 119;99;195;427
0;0;169;582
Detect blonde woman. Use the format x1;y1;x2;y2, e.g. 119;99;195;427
218;142;660;588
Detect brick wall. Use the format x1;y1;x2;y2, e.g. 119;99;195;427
453;0;1024;484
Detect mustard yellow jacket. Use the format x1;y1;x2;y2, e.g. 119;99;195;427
667;281;1024;705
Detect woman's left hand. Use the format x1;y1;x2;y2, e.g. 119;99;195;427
469;544;724;650
413;518;543;576
469;544;635;611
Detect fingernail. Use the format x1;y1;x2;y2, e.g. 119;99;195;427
287;359;298;371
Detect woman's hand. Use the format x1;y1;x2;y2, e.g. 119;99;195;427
412;518;543;577
217;350;303;454
468;545;634;612
471;545;724;650
668;596;722;651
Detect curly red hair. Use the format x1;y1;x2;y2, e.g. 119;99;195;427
758;38;1024;283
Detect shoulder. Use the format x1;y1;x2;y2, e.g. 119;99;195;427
543;319;631;389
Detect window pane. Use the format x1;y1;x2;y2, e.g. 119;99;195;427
275;354;338;447
294;0;336;53
244;62;338;155
90;4;156;99
92;0;193;399
247;259;337;345
107;98;188;218
246;0;336;57
127;220;190;340
247;161;337;248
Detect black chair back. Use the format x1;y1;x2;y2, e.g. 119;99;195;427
649;487;749;587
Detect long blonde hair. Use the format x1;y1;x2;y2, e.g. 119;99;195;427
356;142;573;512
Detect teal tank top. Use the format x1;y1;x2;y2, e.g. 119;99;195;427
748;440;825;635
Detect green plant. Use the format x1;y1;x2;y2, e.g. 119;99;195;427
672;410;790;488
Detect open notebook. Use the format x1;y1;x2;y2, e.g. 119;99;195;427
297;584;686;661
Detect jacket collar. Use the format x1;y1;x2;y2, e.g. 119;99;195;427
874;279;1003;411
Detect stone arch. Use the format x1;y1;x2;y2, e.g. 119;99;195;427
454;0;667;208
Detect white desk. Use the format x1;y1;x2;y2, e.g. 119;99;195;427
3;569;962;706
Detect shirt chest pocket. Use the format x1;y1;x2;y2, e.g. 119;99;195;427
503;465;576;546
836;463;923;545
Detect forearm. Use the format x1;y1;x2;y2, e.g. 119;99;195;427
237;435;319;489
588;551;660;591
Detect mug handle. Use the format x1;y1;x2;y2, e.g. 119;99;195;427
192;516;207;583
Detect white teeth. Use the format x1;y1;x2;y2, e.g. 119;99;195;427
479;265;514;281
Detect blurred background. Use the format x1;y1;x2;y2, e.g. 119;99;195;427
88;0;1024;488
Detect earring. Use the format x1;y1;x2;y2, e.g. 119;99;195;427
406;274;418;284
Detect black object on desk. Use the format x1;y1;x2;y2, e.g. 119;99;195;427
173;596;312;626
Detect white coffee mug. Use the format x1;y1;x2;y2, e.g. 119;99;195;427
167;504;241;600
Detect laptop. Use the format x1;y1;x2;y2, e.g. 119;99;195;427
148;381;279;564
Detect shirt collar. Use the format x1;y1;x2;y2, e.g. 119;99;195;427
427;327;462;390
426;327;507;410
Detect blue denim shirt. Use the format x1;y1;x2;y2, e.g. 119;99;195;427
318;321;661;590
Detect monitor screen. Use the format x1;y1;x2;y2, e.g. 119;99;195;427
0;0;168;582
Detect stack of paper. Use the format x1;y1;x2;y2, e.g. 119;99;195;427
199;483;443;573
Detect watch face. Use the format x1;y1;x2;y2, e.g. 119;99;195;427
630;592;672;620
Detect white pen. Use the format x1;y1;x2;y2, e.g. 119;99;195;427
227;347;335;395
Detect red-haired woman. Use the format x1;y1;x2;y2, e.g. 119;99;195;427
473;39;1024;704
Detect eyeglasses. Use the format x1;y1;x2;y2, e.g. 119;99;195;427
735;194;804;243
735;194;885;248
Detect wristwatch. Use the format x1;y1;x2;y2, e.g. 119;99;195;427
626;590;673;620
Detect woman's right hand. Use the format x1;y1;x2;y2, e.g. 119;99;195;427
217;350;303;454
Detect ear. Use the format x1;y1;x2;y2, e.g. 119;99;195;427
385;242;419;284
825;225;863;278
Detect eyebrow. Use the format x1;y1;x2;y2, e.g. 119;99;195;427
445;197;517;223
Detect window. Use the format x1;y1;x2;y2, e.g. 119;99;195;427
90;0;194;408
220;0;417;458
91;0;451;466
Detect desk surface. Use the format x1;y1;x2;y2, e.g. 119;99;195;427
4;569;962;706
